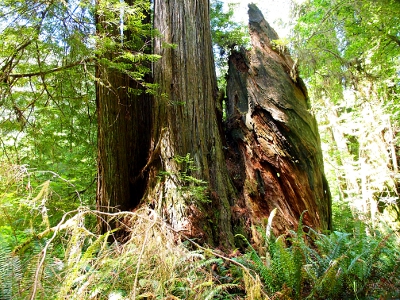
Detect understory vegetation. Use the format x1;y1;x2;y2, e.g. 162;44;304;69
1;163;399;299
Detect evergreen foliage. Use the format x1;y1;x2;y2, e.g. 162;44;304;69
210;1;249;58
234;219;400;299
210;0;249;89
0;0;157;213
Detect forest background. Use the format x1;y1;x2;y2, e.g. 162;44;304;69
0;0;399;299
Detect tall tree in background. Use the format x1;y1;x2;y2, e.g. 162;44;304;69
95;0;154;232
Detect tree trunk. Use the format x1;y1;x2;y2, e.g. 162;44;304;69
95;0;153;233
225;4;331;236
96;68;152;233
145;0;236;248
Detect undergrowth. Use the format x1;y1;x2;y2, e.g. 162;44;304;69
1;207;266;300
234;217;400;299
1;163;400;299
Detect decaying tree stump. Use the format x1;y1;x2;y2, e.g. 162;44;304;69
225;4;331;238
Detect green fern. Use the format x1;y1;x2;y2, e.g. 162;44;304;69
0;242;22;300
57;230;110;298
203;283;241;300
301;226;400;299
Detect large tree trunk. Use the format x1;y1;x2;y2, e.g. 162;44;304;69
225;4;331;236
95;0;153;233
96;0;236;247
96;69;152;233
145;0;236;247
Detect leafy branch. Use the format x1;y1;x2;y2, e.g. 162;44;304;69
4;58;94;79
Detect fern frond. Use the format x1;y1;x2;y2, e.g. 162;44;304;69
203;283;240;300
0;242;22;300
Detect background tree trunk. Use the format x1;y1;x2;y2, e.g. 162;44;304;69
225;4;331;237
95;0;153;233
96;69;152;232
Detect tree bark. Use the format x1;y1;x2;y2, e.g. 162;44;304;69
225;4;331;236
95;0;153;232
146;0;236;248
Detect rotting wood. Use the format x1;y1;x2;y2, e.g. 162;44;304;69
225;4;332;238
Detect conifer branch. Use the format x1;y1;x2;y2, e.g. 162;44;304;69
6;58;95;79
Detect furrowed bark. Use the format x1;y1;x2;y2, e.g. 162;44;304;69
95;0;152;233
146;0;236;248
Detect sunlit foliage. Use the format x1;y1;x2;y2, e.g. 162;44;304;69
291;0;400;228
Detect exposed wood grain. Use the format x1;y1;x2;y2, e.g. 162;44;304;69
226;4;331;237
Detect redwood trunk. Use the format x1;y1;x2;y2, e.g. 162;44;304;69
145;0;236;247
95;0;152;232
225;4;331;236
96;69;152;232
